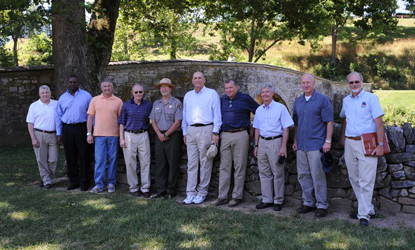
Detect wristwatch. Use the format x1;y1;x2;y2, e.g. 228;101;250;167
163;133;168;138
377;142;384;146
213;132;219;136
325;139;331;144
87;132;92;136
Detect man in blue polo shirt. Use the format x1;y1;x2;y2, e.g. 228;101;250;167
340;71;385;226
293;73;333;218
56;76;92;191
211;79;259;207
118;84;153;198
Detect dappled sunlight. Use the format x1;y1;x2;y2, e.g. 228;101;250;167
0;201;10;208
177;223;212;248
20;243;61;249
178;239;211;249
82;198;116;211
10;211;30;221
179;223;203;236
5;182;17;187
131;238;165;250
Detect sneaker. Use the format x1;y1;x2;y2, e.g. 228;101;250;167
211;198;228;206
183;195;196;204
192;196;206;204
228;199;242;207
296;205;316;214
315;209;328;218
90;186;104;193
107;184;116;193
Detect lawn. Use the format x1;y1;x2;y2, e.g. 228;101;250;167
374;90;415;126
1;145;415;249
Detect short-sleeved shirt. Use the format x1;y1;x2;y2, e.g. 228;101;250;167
340;90;384;137
56;88;92;135
253;100;294;137
87;94;123;137
118;98;153;131
26;99;58;131
149;96;182;131
220;92;259;131
293;90;334;151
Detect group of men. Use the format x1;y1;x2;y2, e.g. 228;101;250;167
27;70;384;226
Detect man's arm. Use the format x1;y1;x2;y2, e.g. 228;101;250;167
119;124;126;148
340;118;346;147
372;116;385;156
279;127;289;157
28;123;39;147
86;114;94;144
293;125;298;151
323;121;334;152
164;120;181;138
254;128;260;158
151;120;167;142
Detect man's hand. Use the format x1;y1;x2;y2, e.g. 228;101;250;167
32;138;40;148
212;134;220;147
57;136;61;144
279;146;287;157
87;135;94;144
254;147;258;158
372;145;384;157
322;142;331;153
158;134;168;142
292;142;297;151
120;138;126;148
339;137;345;148
183;135;187;144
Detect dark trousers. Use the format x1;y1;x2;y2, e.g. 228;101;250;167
154;131;181;195
62;123;91;187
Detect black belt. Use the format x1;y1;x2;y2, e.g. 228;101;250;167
260;135;282;140
223;128;247;133
190;123;213;127
63;122;86;126
35;128;56;134
126;129;147;134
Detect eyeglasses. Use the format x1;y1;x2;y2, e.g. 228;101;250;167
349;81;360;84
134;91;143;94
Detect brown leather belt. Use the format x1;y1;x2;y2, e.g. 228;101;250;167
35;129;56;134
223;128;246;133
260;135;282;140
126;129;146;134
346;136;361;141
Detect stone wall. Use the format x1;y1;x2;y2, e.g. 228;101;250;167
1;60;359;145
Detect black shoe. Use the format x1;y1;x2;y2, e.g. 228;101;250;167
273;204;282;211
256;203;273;209
143;192;151;198
350;212;376;220
38;181;44;188
150;192;166;199
315;209;327;218
80;185;89;192
296;205;316;214
44;184;52;190
130;191;142;197
359;218;369;226
67;184;80;190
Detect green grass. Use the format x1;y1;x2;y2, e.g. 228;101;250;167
374;90;415;126
1;145;415;249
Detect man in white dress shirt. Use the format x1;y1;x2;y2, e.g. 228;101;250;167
26;85;59;189
182;71;222;204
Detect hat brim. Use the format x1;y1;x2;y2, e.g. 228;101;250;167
154;83;176;89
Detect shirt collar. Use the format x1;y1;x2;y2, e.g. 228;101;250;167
350;89;365;99
158;96;173;104
130;98;145;105
301;90;318;102
225;91;240;101
66;88;81;96
262;100;275;109
100;93;115;100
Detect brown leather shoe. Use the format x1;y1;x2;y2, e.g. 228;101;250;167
130;191;142;197
211;198;228;206
228;199;242;207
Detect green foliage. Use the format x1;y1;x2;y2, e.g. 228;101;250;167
26;32;53;66
313;58;344;81
0;38;14;67
375;90;415;126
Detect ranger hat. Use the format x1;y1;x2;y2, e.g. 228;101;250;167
154;78;176;89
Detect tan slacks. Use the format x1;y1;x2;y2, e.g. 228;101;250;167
257;137;284;204
218;131;249;200
33;131;59;185
122;131;151;193
186;125;214;197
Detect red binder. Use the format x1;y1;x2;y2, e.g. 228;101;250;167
361;132;390;156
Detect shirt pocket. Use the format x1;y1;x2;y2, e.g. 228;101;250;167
166;109;175;122
153;109;162;121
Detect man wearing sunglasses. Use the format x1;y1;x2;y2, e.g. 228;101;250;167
292;73;334;218
211;79;259;207
340;71;385;226
118;84;153;198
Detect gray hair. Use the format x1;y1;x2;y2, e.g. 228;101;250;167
132;84;143;90
261;84;275;92
225;79;239;87
346;72;364;82
301;73;315;82
101;79;113;87
39;85;51;93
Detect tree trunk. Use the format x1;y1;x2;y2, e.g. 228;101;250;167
248;17;256;62
52;0;120;96
12;35;19;67
331;24;337;64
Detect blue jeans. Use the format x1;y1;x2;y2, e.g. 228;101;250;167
94;136;119;188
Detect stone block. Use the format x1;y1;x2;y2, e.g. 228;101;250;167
242;189;258;202
284;184;295;196
406;145;415;154
348;189;357;201
327;188;348;198
391;170;406;180
400;189;409;197
389;164;403;172
286;160;297;174
117;173;128;185
375;173;391;188
379;196;401;214
288;174;300;186
402;123;415;144
245;180;261;195
283;196;302;207
390;189;400;198
379;186;392;199
292;190;302;200
326;165;351;188
329;197;352;212
377;156;387;173
398;197;415;206
402;205;415;214
404;161;415;167
409;187;415;194
386;153;415;164
388;126;405;152
250;165;259;173
391;180;415;189
404;165;415;180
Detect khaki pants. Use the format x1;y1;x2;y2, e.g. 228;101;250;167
257;137;284;204
218;131;249;200
33;131;59;185
344;138;377;220
186;125;214;197
122;131;151;193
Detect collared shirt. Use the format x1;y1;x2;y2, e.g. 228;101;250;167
253;100;294;137
220;92;259;131
182;86;222;135
293;90;334;151
149;96;182;131
26;99;58;131
56;88;92;135
340;90;384;137
87;94;123;137
118;98;153;131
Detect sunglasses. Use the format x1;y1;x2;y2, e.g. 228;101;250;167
349;81;360;84
134;91;143;94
